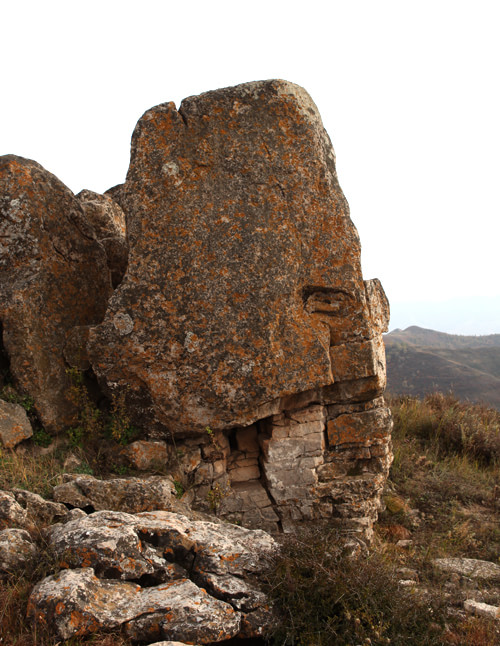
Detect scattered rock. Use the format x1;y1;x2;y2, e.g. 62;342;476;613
0;528;37;577
0;490;28;529
0;155;112;432
53;474;176;513
28;567;241;643
0;399;33;448
464;599;500;620
433;557;500;581
11;489;69;526
123;440;168;470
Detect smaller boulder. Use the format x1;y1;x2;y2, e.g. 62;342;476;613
77;189;128;288
123;440;168;471
0;490;28;529
0;527;37;577
52;475;176;513
433;557;500;582
0;399;33;448
11;489;69;526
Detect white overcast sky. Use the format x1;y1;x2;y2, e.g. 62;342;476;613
2;0;499;334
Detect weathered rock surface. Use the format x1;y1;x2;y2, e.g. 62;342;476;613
0;156;112;432
77;189;128;288
0;527;37;577
0;399;33;448
433;557;500;582
0;488;70;529
28;567;241;643
464;599;500;620
30;509;276;642
53;474;176;513
123;440;169;471
87;80;386;435
11;488;69;526
0;490;28;529
1;81;393;543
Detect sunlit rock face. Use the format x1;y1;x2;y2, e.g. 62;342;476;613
89;80;376;433
88;80;393;539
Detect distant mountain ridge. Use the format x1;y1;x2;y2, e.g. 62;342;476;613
387;325;500;349
384;326;500;410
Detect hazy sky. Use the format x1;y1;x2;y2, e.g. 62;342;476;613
2;1;499;334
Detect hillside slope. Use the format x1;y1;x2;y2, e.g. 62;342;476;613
384;326;500;410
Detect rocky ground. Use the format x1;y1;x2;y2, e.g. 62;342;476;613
0;392;498;645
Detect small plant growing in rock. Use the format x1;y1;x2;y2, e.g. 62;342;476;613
108;389;137;445
206;481;231;514
173;479;185;498
65;367;102;445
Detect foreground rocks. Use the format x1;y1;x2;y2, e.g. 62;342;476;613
28;509;276;642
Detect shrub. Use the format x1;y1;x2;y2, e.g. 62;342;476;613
266;527;447;646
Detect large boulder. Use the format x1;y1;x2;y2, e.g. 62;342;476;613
87;80;381;435
0;156;112;432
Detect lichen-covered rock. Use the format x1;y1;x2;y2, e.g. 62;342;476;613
52;474;176;513
0;399;33;448
47;510;170;581
77;189;128;288
28;567;241;643
11;488;69;526
87;80;381;436
433;557;500;581
122;440;169;470
0;156;112;432
30;509;275;642
0;490;28;529
0;527;37;577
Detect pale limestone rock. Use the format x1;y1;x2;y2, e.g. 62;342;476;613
433;557;500;581
464;599;500;620
0;399;32;448
53;474;175;513
28;567;241;642
47;511;168;581
0;490;28;529
0;528;37;577
11;489;68;526
30;509;275;641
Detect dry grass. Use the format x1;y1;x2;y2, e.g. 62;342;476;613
0;448;67;498
269;393;500;645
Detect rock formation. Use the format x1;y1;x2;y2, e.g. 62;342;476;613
0;156;112;431
1;80;392;538
87;80;392;536
0;79;394;643
27;509;276;642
